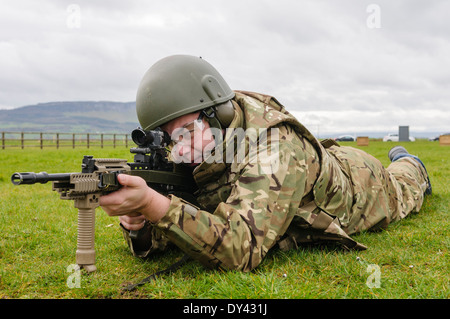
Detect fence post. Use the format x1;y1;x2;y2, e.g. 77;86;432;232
0;131;132;149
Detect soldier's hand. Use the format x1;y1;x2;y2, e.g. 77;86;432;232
99;174;170;223
119;213;146;231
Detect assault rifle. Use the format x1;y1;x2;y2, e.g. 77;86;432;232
11;128;197;273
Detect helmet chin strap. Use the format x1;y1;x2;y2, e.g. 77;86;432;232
199;100;235;130
199;106;223;130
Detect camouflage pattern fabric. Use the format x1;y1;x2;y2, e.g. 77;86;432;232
122;91;430;272
120;222;172;258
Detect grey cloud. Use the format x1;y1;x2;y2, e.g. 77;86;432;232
0;0;448;134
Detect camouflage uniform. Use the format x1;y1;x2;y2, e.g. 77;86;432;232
121;91;430;272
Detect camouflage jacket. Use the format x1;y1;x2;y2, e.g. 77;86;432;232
123;91;425;271
123;91;360;271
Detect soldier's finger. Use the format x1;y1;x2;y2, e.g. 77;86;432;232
117;174;145;188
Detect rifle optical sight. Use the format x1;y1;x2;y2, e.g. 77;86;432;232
131;127;170;147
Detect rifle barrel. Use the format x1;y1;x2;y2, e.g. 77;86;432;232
11;172;71;185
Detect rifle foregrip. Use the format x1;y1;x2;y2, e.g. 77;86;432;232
74;195;98;273
76;206;97;272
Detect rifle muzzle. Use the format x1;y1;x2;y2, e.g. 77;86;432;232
11;172;71;185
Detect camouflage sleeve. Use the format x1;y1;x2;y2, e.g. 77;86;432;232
153;125;319;271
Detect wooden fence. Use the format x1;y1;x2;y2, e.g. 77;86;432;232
1;131;130;149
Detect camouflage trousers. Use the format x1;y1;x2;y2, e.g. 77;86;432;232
278;144;430;252
322;145;429;235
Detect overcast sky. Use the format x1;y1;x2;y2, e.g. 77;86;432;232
1;0;449;135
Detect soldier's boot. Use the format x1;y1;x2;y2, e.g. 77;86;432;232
388;146;432;195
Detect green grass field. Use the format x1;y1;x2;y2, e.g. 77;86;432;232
0;141;448;299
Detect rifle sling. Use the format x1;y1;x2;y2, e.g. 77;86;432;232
122;254;191;292
127;170;194;188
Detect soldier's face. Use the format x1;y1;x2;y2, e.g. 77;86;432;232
160;112;217;166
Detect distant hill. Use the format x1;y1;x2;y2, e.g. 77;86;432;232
0;101;140;133
0;102;443;139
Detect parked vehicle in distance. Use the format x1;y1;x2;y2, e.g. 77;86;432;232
429;133;450;141
334;135;355;142
383;133;415;142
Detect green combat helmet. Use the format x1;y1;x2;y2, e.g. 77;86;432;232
136;55;235;131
